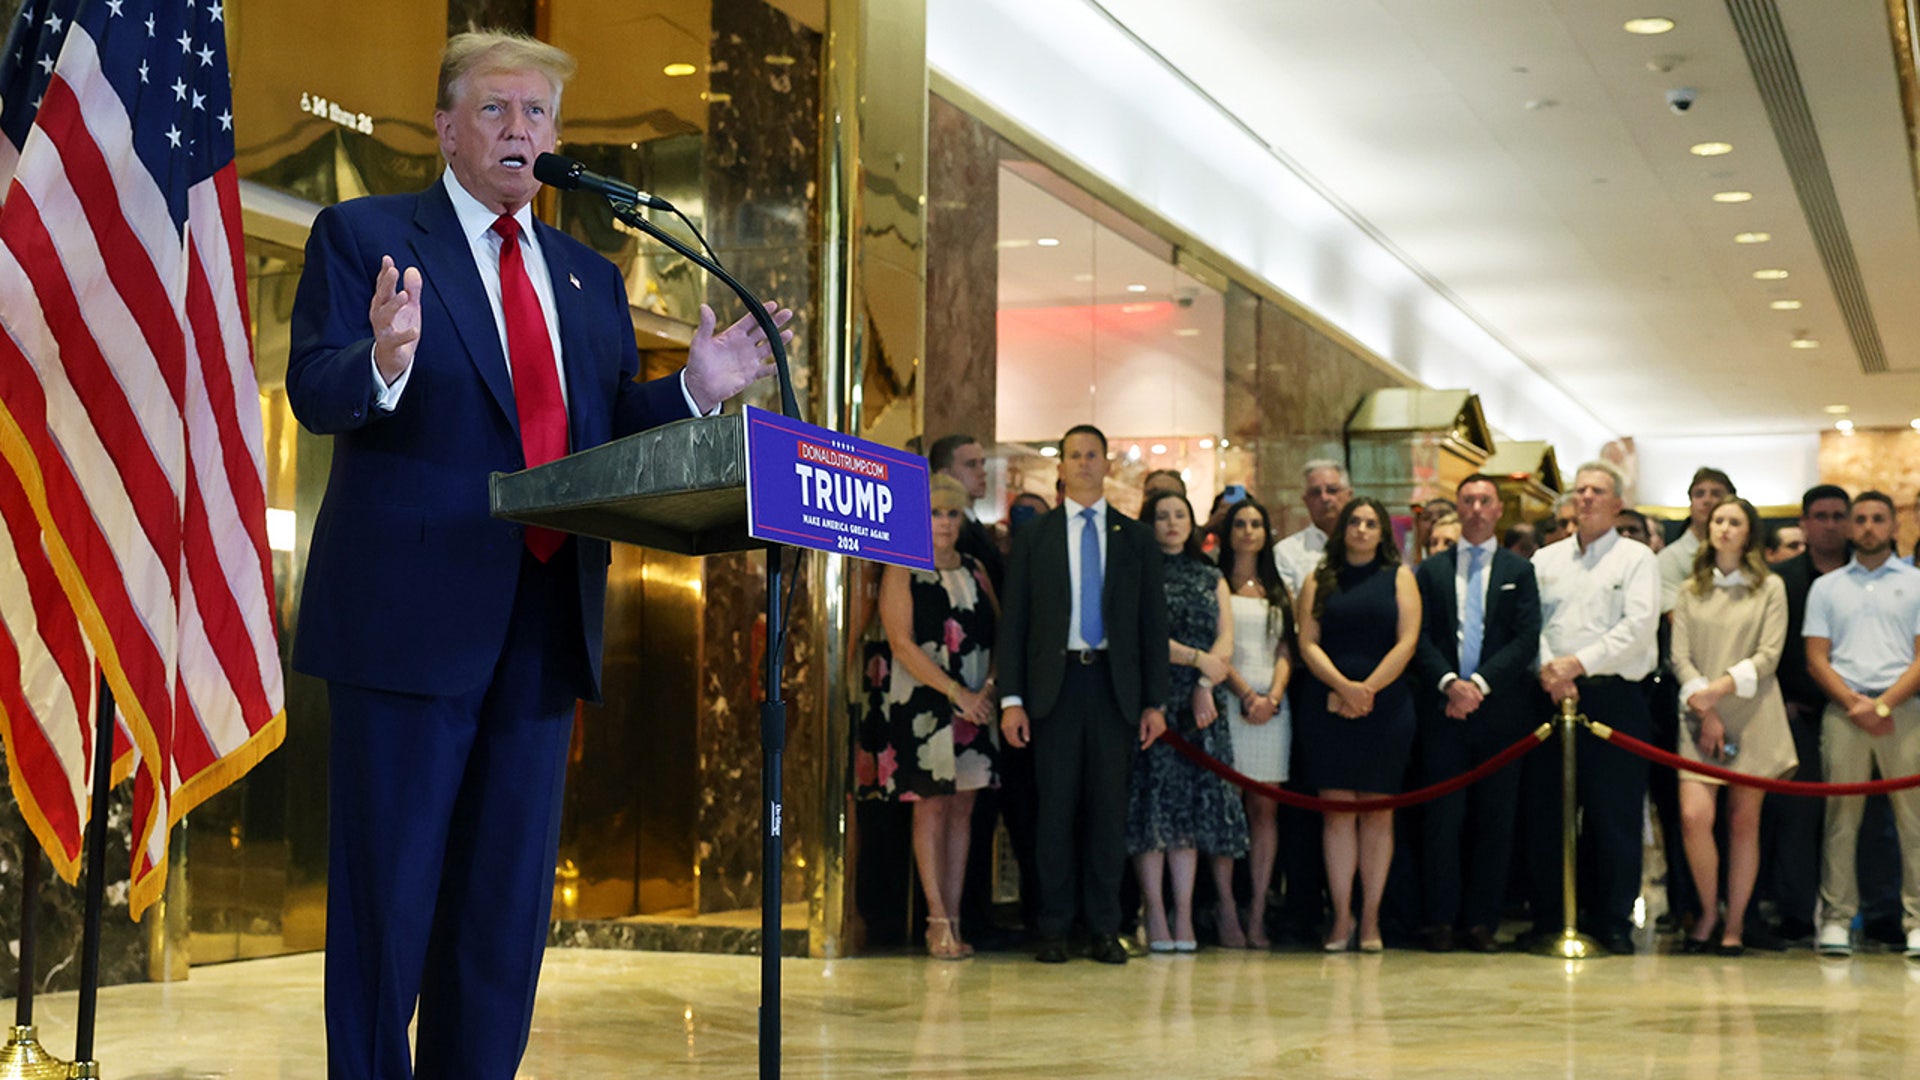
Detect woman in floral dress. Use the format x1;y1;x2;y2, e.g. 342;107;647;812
856;475;999;958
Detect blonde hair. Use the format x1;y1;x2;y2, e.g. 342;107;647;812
437;31;577;114
929;474;970;513
1687;497;1771;595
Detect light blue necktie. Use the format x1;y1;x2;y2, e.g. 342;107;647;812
1460;545;1486;679
1079;507;1104;646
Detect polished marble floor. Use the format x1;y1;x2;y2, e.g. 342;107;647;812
23;939;1920;1078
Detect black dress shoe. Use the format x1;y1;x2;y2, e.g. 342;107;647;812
1088;933;1129;965
1741;925;1787;952
1463;926;1501;954
1679;936;1713;955
1716;941;1746;957
1421;926;1456;953
1599;931;1637;956
1034;940;1069;964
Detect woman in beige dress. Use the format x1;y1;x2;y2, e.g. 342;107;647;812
1670;496;1794;955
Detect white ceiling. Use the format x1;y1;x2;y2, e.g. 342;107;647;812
1090;0;1920;437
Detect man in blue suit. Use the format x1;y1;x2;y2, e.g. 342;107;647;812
1409;474;1540;953
287;31;792;1080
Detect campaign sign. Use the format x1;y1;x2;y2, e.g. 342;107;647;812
743;406;934;571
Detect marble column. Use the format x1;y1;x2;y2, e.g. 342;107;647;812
692;0;825;927
922;94;1000;448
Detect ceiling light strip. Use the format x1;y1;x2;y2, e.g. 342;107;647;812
1724;0;1891;374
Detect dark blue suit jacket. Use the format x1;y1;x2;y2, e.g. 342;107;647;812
286;181;691;699
1411;545;1542;734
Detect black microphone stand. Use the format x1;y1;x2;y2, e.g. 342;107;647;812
605;200;796;1080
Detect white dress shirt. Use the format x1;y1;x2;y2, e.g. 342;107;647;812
1533;528;1660;680
1657;527;1701;614
1272;523;1327;599
1438;537;1498;697
375;170;710;418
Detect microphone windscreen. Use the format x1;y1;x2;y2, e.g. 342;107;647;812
532;153;578;189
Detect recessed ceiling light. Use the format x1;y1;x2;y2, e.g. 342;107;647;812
1910;418;1920;431
1173;327;1201;337
1770;299;1803;310
994;239;1031;250
1035;237;1060;247
1624;17;1676;34
1120;303;1155;314
1836;419;1855;433
1734;232;1771;244
1198;438;1215;449
1712;191;1753;203
1151;444;1168;455
1039;446;1058;457
1790;338;1819;349
663;62;698;77
1072;273;1094;283
1823;404;1851;414
1126;284;1148;293
1690;142;1734;156
1752;268;1790;280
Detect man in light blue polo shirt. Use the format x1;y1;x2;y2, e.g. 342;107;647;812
1805;490;1920;958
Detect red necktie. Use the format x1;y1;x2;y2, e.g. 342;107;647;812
492;215;569;561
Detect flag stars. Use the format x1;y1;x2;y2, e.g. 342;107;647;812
138;60;149;83
45;13;63;34
177;30;192;54
190;89;205;111
197;44;214;68
209;2;224;23
107;0;127;15
146;14;155;36
217;109;232;131
36;52;53;75
171;77;187;102
166;126;182;148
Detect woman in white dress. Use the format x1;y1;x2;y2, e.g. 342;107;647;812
1214;497;1294;948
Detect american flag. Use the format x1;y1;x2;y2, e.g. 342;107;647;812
0;0;284;917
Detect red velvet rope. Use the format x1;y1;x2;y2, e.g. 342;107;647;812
1585;723;1920;796
1157;724;1550;813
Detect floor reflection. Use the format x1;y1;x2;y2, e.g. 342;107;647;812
43;946;1920;1078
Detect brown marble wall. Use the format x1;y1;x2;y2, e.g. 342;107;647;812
1818;429;1920;554
1225;282;1409;536
695;0;823;916
0;790;151;996
923;95;1001;448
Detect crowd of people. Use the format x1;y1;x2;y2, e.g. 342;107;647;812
854;428;1920;965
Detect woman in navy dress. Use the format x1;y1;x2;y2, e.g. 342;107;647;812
1295;496;1420;952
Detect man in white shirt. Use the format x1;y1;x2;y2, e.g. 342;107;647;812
1520;460;1661;955
1804;491;1920;958
1272;459;1352;598
1657;467;1736;613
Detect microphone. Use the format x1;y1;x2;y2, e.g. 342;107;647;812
533;153;675;211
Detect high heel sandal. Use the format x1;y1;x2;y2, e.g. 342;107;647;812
926;917;969;960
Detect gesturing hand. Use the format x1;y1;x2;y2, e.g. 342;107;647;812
684;301;797;412
371;256;423;383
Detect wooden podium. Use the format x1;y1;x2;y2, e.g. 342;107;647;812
490;410;789;1077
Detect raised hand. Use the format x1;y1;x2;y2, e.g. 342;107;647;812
370;256;423;383
684;300;797;412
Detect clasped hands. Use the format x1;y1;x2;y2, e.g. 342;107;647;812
1327;679;1374;719
1000;704;1167;749
1538;654;1584;705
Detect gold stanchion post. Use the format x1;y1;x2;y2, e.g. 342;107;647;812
1533;696;1600;959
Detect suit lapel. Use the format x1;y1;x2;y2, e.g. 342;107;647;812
409;184;518;432
536;219;597;452
1435;548;1461;661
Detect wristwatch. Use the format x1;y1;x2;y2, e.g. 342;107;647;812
1874;699;1892;719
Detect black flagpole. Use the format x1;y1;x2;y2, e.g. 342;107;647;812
0;821;68;1076
68;672;114;1078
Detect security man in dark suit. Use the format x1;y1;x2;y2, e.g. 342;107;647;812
1410;474;1541;952
1000;423;1169;964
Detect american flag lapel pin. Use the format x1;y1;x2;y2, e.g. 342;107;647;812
568;272;582;290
